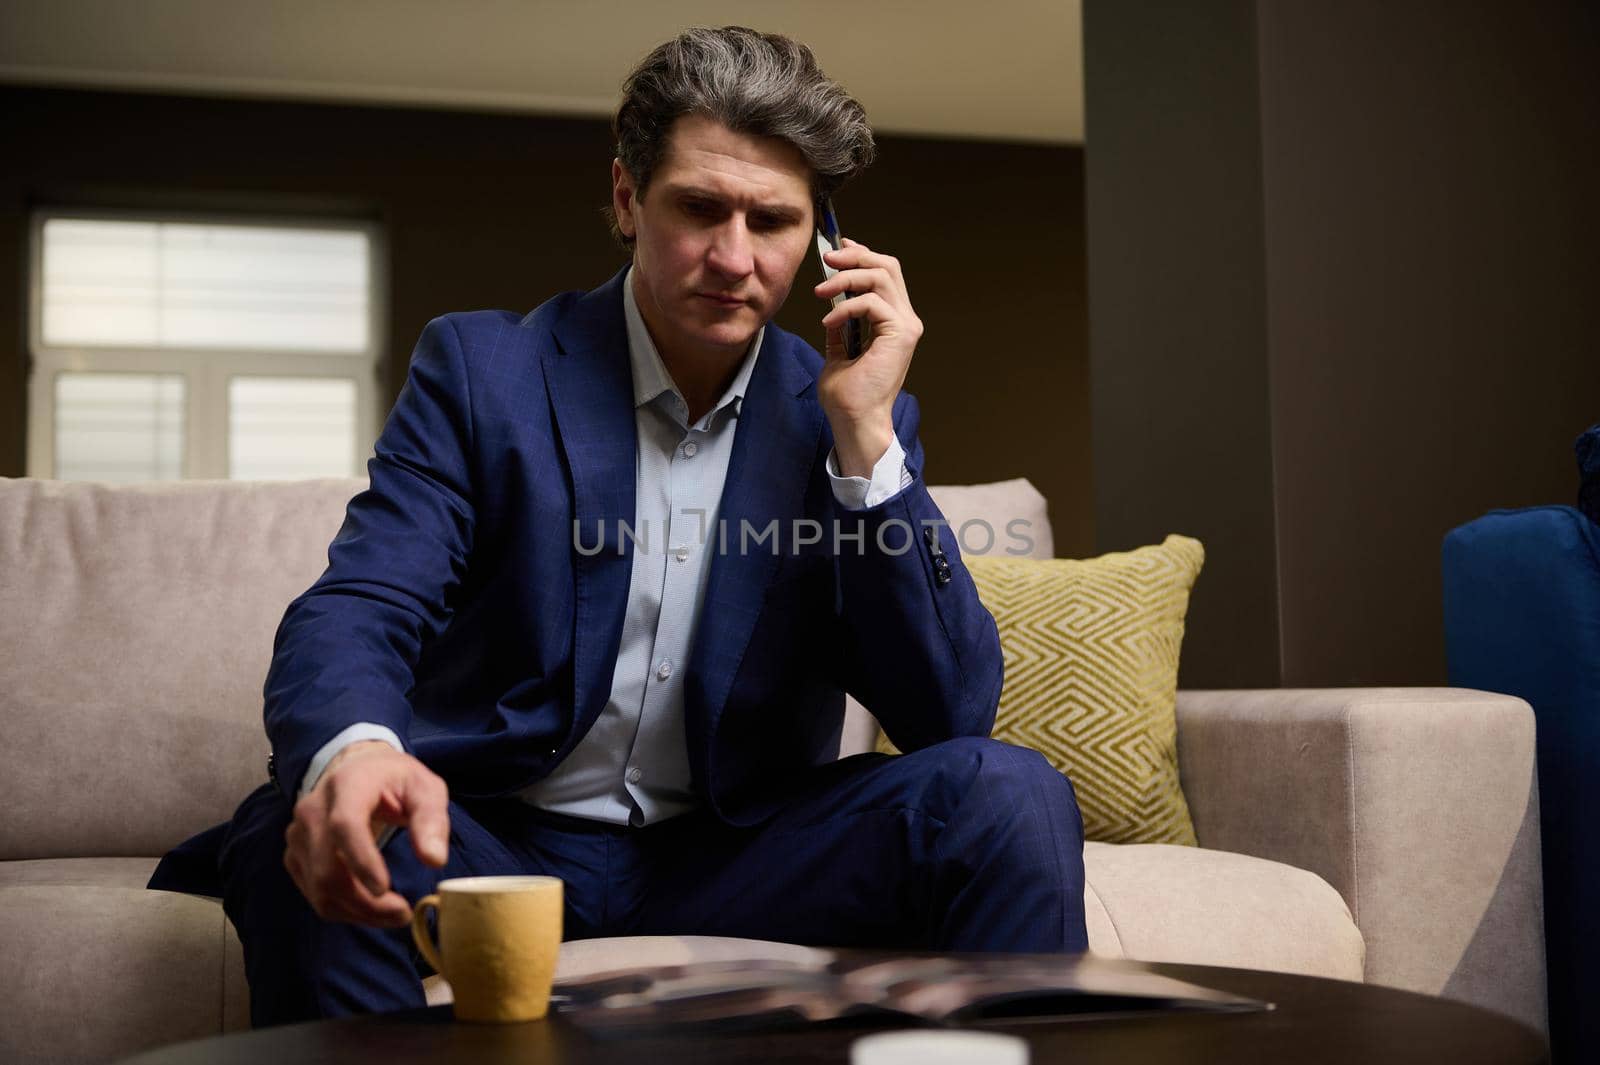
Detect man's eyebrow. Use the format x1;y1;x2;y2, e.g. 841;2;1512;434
664;185;808;219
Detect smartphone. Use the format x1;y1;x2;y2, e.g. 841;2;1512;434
815;196;864;358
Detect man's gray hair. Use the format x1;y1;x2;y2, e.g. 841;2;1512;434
609;26;876;245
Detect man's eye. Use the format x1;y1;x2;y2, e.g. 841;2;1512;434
684;201;718;218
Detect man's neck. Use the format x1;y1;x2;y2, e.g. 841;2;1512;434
631;272;751;426
662;349;745;427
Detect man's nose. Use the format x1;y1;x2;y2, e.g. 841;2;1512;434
705;217;754;279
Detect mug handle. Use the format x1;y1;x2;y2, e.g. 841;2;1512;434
411;894;446;976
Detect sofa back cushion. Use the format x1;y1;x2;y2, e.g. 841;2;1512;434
0;478;363;859
1;475;1054;859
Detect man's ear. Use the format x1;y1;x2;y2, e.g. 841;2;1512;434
612;159;638;240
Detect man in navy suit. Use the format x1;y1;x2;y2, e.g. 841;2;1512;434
219;27;1087;1025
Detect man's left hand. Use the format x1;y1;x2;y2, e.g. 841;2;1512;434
813;238;924;478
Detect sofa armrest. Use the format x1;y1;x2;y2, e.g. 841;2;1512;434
1175;687;1545;1032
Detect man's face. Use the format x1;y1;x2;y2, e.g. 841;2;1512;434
613;114;816;360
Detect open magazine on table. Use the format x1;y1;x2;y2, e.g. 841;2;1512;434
553;951;1273;1035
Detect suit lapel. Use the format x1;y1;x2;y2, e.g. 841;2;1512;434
540;272;823;775
542;269;637;739
687;327;823;764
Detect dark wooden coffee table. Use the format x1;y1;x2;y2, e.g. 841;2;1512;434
119;959;1548;1064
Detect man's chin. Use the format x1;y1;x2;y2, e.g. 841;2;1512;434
691;314;763;352
704;333;759;356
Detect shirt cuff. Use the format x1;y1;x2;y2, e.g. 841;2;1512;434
298;723;406;798
827;434;914;511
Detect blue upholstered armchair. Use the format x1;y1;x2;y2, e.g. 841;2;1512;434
1442;424;1600;1065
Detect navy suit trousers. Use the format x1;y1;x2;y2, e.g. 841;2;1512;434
221;737;1089;1027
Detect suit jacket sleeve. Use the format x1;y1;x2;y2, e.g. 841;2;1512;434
830;391;1004;751
263;316;477;800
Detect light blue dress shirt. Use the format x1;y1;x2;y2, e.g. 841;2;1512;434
299;267;912;827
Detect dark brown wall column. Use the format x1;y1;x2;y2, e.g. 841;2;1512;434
1084;0;1283;687
1085;0;1600;688
1257;1;1600;686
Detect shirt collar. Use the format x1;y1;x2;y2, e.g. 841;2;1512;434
622;265;763;423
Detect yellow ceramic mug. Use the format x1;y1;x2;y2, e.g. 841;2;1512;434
411;875;563;1022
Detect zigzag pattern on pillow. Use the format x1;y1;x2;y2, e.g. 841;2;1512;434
878;535;1203;846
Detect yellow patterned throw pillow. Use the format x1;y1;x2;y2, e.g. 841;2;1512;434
878;535;1204;846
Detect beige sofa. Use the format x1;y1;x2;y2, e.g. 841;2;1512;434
0;476;1546;1064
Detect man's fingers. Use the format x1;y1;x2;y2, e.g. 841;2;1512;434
330;828;389;896
827;240;905;284
409;809;451;867
814;264;892;293
369;890;415;927
316;861;412;927
399;767;451;867
335;879;413;928
822;291;893;333
326;891;410;929
814;267;901;309
823;322;847;361
325;782;392;896
285;750;452;926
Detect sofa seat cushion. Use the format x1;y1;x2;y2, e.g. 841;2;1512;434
0;857;249;1065
0;855;173;890
427;842;1363;1006
1081;841;1364;981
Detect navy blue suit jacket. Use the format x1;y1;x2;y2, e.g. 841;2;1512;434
264;268;1003;826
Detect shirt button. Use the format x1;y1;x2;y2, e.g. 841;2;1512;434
682;440;699;457
674;546;690;562
627;767;643;784
656;659;673;681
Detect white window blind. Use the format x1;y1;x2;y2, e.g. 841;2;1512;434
29;213;382;482
41;220;370;352
54;373;185;482
229;377;359;481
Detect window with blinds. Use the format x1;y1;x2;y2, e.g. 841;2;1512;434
27;214;383;482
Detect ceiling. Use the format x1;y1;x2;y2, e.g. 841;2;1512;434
0;0;1084;144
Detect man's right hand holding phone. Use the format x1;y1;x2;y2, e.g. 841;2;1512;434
283;740;451;928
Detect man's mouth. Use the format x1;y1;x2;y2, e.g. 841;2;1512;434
697;292;748;308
